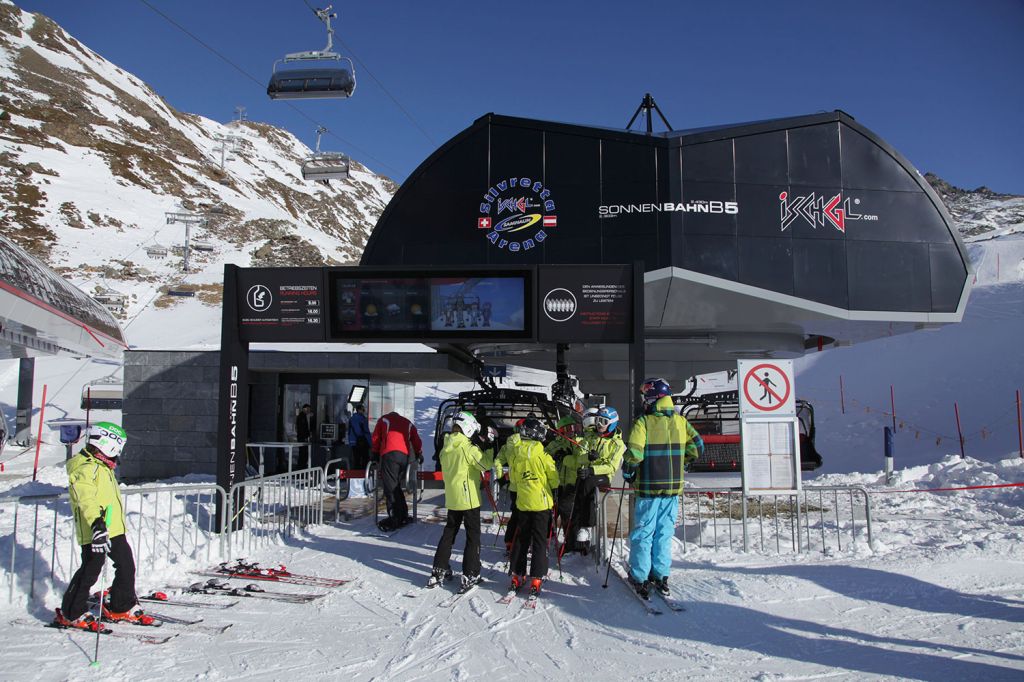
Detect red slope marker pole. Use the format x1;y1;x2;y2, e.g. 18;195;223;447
890;385;897;432
1016;389;1022;459
954;402;965;460
32;384;48;482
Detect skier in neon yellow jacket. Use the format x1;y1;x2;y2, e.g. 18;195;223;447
564;406;625;553
504;418;559;597
429;412;493;590
56;422;150;630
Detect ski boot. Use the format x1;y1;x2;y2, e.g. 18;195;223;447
103;604;158;626
627;575;651;600
576;528;592;556
528;578;543;597
509;574;524;593
426;566;452;589
459;574;481;593
649;574;670;598
53;608;103;632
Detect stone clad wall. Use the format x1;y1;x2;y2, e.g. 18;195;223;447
121;350;220;481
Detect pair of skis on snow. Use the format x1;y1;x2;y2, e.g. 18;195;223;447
608;561;686;615
191;560;351;589
184;579;325;604
85;592;234;635
497;584;541;610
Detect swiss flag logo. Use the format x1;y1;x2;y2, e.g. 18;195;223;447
478;217;492;229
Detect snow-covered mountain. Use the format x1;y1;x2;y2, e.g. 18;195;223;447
925;172;1024;241
0;0;395;326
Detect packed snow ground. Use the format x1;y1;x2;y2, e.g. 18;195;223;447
0;455;1022;681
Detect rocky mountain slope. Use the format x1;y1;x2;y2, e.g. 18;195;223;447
0;0;394;319
925;173;1024;241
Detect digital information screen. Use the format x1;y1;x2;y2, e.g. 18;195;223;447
327;270;531;340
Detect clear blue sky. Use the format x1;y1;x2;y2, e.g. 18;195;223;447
16;0;1024;192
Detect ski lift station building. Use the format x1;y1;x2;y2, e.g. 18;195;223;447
120;109;972;481
358;109;970;401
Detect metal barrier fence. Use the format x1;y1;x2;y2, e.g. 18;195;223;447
598;485;873;558
0;483;226;603
225;467;324;556
322;456;352;524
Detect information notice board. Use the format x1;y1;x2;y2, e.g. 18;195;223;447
537;264;632;343
236;267;326;342
741;419;801;494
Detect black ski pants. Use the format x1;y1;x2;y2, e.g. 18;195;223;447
352;437;370;471
503;491;520;545
511;509;552;579
380;450;410;524
432;507;481;577
62;535;136;620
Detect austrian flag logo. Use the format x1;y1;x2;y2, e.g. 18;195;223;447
477;176;557;253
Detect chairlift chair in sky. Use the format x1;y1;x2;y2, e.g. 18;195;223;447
267;6;356;101
302;126;350;183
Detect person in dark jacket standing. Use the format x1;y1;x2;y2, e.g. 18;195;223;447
371;410;423;531
348;404;370;470
295;404;315;470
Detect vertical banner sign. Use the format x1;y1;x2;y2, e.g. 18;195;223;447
737;359;801;495
216;265;250;530
537;264;633;343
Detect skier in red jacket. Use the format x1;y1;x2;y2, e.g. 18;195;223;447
371;411;423;531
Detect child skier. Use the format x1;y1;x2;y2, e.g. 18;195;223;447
494;419;524;555
566;406;625;554
505;418;559;598
54;422;154;630
429;412;493;591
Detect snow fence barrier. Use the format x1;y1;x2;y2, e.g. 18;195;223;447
597;485;874;558
0;482;227;604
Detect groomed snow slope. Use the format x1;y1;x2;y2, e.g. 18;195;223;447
0;455;1021;681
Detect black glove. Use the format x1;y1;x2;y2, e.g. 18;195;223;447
577;466;594;481
415;453;424;466
621;463;637;485
587;450;599;462
91;517;110;554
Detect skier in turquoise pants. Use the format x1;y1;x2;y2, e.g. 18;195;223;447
622;378;703;600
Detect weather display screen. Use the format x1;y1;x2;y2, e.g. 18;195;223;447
328;270;530;339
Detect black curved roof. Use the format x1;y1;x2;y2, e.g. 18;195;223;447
363;110;968;315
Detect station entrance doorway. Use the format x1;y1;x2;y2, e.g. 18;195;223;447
216;262;644;526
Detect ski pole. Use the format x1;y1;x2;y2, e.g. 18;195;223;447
602;482;628;589
501;526;520;576
91;511;109;668
558;484;580;579
542;424;584;449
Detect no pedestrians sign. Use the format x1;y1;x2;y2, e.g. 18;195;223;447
738;360;795;417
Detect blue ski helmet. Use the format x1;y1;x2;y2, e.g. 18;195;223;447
596;406;619;435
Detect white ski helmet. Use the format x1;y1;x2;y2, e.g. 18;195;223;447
582;407;601;432
452;411;480;438
87;421;127;459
